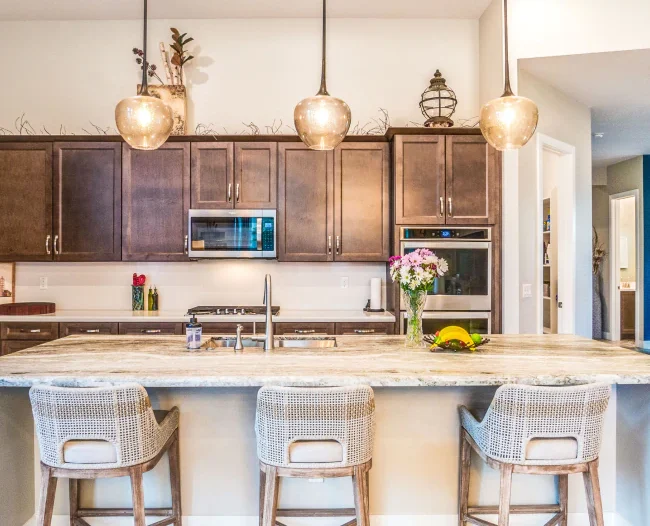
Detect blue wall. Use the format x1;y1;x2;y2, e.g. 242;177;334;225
643;156;650;341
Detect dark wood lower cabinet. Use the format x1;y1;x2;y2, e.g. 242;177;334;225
118;323;184;336
0;322;59;340
60;322;119;337
1;340;45;355
275;323;336;336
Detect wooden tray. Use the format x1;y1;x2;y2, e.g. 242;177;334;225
0;302;56;316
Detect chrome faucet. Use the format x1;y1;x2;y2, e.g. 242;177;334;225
262;274;274;351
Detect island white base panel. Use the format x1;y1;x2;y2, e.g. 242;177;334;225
26;387;618;521
23;512;621;525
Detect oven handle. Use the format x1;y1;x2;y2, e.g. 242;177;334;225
401;241;490;250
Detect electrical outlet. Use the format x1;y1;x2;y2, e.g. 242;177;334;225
522;283;532;298
341;277;349;289
39;277;48;290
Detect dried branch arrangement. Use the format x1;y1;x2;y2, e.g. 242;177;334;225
0;114;118;136
131;28;195;86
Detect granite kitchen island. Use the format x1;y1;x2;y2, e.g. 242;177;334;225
1;334;649;525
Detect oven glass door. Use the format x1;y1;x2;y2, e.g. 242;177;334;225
401;241;490;311
189;211;276;258
401;312;491;335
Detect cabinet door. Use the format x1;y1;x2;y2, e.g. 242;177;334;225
0;322;59;340
53;142;121;261
59;322;119;336
278;143;334;262
445;135;498;225
334;143;390;261
234;142;277;209
0;143;52;261
122;143;191;261
394;135;445;225
190;142;234;209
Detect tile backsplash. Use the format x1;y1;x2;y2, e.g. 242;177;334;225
14;261;387;311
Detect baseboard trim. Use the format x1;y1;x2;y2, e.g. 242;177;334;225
24;511;620;525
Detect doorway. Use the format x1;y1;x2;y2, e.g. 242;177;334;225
609;191;641;346
536;134;577;335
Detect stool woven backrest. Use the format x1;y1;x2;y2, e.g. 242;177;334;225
255;385;375;468
30;383;175;469
461;383;611;465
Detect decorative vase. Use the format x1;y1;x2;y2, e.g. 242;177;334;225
402;289;428;348
132;286;145;311
592;274;602;339
137;84;187;135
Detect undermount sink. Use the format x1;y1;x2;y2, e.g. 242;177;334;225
202;336;337;349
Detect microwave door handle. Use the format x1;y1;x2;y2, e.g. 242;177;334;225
257;218;262;250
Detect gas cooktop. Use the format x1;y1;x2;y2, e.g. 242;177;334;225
187;306;280;316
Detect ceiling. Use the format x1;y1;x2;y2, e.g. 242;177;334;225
520;49;650;168
0;0;493;21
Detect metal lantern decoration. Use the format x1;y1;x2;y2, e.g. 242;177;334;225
419;70;457;128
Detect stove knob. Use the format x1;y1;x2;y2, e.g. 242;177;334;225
239;308;246;315
216;308;222;315
225;308;231;314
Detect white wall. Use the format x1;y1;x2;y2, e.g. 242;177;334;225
0;18;479;134
517;69;592;335
619;197;636;282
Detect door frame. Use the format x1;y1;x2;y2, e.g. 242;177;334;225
535;133;577;335
608;190;642;346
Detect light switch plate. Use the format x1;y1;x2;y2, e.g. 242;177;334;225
522;283;532;298
39;277;48;290
341;277;349;289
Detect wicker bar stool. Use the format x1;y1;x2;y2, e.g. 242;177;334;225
29;383;181;526
458;383;611;526
256;385;375;526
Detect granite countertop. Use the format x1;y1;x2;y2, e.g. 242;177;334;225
0;334;648;388
0;309;396;324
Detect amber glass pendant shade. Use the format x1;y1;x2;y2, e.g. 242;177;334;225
115;0;173;150
294;94;351;151
480;94;538;151
294;0;350;151
115;95;173;151
479;0;539;150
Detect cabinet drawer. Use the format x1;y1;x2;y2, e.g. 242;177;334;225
1;340;44;355
0;322;59;340
60;322;119;337
274;323;335;336
202;322;266;335
118;323;183;336
335;322;395;335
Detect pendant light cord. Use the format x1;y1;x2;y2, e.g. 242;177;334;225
140;0;150;96
318;0;329;95
502;0;514;97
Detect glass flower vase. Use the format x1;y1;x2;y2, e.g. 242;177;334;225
402;289;428;348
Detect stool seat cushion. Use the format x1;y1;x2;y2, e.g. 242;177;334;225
63;440;118;465
289;440;344;463
525;437;579;461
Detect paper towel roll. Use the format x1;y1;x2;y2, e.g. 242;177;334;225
370;278;382;310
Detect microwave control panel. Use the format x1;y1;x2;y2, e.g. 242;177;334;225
262;219;275;251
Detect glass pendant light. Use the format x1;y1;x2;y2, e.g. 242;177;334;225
479;0;538;150
294;0;351;151
115;0;173;150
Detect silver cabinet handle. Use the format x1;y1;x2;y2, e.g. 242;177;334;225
294;329;316;334
328;235;332;255
227;183;232;202
19;328;41;333
82;329;100;334
53;235;59;255
336;236;340;255
236;183;240;202
353;329;376;334
45;235;51;255
184;235;189;254
142;329;162;334
440;197;444;217
448;197;453;217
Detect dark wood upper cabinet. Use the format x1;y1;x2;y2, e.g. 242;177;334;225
122;143;190;261
394;135;445;225
334;143;390;262
234;142;277;209
53;142;121;261
278;143;334;262
190;142;234;209
445;135;498;225
0;143;53;261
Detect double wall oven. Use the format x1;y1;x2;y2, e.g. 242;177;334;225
399;227;492;334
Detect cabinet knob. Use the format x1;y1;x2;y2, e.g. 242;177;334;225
227;183;232;202
448;197;453;217
142;329;162;334
184;235;189;254
53;235;59;255
328;235;332;255
353;329;375;334
294;329;316;334
45;235;51;255
439;197;444;217
236;183;240;202
336;236;340;255
82;329;100;334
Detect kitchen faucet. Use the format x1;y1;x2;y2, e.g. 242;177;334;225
253;274;274;351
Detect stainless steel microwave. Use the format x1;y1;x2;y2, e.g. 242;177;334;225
188;209;276;259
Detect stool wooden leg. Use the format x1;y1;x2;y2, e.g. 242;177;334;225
558;474;568;526
130;465;146;526
37;464;57;526
583;460;604;526
261;465;279;526
498;464;513;526
259;468;266;526
458;431;471;525
168;431;182;525
68;478;79;526
352;464;370;526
